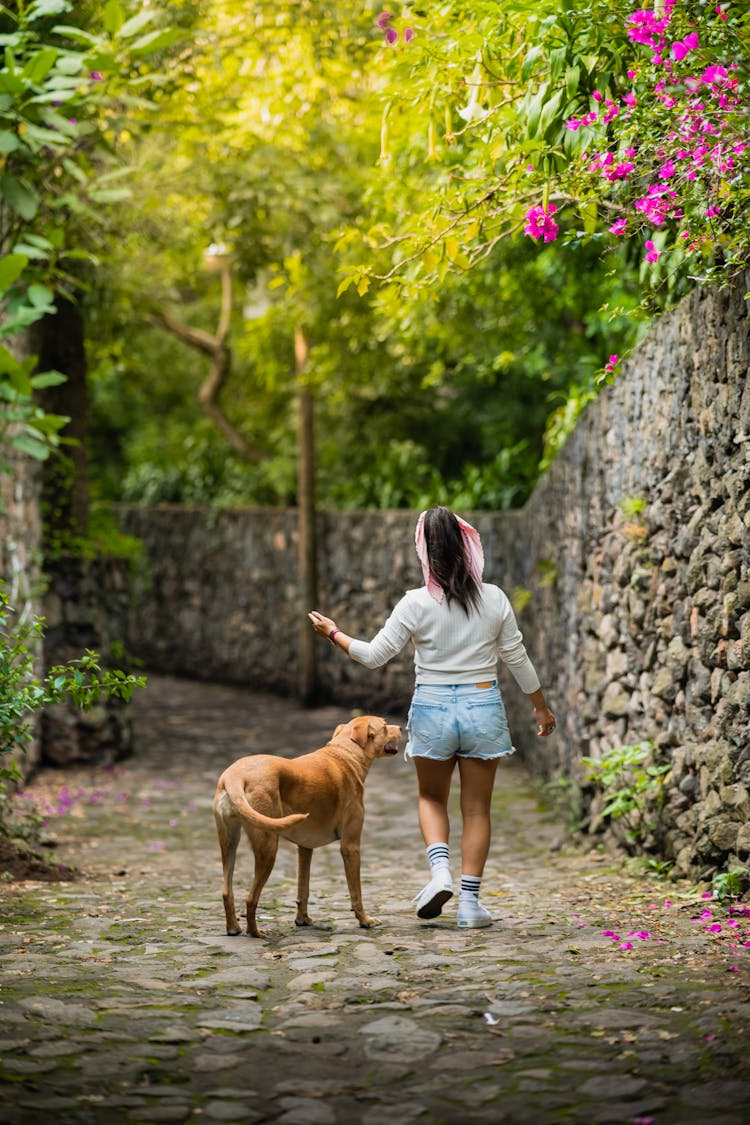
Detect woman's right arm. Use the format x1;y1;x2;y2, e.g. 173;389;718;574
308;596;414;668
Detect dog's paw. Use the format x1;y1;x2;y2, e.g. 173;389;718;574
226;924;242;936
358;915;380;929
295;913;313;928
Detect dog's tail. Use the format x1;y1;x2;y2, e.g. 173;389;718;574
222;777;309;832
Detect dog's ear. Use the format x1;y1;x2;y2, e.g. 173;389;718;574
349;715;371;747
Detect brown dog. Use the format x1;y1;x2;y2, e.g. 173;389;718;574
213;715;402;937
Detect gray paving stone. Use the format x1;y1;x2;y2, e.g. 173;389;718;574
2;676;748;1125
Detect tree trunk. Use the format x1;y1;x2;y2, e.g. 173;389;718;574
31;298;89;548
295;326;318;707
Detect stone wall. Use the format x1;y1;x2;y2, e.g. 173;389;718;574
0;455;44;773
502;277;750;879
115;275;750;881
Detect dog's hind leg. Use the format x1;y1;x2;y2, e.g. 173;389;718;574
246;831;278;938
215;812;242;936
295;846;313;927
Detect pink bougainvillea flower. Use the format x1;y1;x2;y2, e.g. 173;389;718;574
623;92;637;107
620;941;634;950
645;240;660;262
90;70;104;81
728;966;739;972
701;909;713;918
702;65;729;85
659;159;676;178
672;33;699;60
609;219;628;235
705;205;721;218
376;11;392;27
524;204;558;243
708;923;722;933
715;4;727;18
701;892;713;899
605;354;620;373
704;1033;717;1042
634;1117;654;1125
592;90;604;102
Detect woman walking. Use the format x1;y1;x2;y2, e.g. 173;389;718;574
308;506;555;929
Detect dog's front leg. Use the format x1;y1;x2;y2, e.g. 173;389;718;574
340;834;378;929
295;845;314;927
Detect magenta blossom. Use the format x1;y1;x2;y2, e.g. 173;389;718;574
645;239;660;262
524;204;558;243
385;27;398;44
90;70;104;81
672;32;699;61
609;219;628;235
376;11;392;28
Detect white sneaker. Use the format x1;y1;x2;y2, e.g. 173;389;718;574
413;872;453;919
457;899;492;929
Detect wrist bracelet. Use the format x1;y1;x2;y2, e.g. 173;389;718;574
329;628;340;645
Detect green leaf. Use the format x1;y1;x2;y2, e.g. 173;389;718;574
118;11;157;40
87;186;131;204
0;72;26;96
23;47;59;84
0;174;39;220
30;370;67;389
11;433;51;460
0;343;23;377
51;25;100;47
0;130;20;154
27;282;55;308
103;0;125;35
130;28;182;56
27;0;72;19
0;252;29;291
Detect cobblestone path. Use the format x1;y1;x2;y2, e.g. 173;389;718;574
1;676;749;1124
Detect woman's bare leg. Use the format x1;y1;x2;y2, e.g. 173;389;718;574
414;756;456;846
457;757;498;876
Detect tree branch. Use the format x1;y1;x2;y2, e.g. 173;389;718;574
150;264;265;463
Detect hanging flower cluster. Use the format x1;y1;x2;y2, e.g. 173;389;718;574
376;11;415;46
526;1;747;272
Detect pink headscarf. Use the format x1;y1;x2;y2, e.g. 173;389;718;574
414;509;484;603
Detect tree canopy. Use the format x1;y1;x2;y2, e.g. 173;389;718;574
3;0;748;510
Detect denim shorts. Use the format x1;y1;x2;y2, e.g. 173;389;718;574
405;682;515;761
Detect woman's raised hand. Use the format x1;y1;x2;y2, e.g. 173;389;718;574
308;610;336;638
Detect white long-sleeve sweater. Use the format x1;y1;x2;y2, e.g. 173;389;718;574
347;583;541;693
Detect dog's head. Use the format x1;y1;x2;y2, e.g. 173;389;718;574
333;716;402;758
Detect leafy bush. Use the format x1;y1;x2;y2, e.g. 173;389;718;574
0;584;145;842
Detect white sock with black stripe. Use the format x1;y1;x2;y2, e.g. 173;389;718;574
459;874;481;902
426;842;450;876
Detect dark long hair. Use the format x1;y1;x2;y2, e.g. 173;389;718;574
423;506;482;616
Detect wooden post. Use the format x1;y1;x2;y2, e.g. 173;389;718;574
295;326;318;706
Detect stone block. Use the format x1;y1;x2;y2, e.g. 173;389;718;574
601;682;630;718
710;821;742;852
